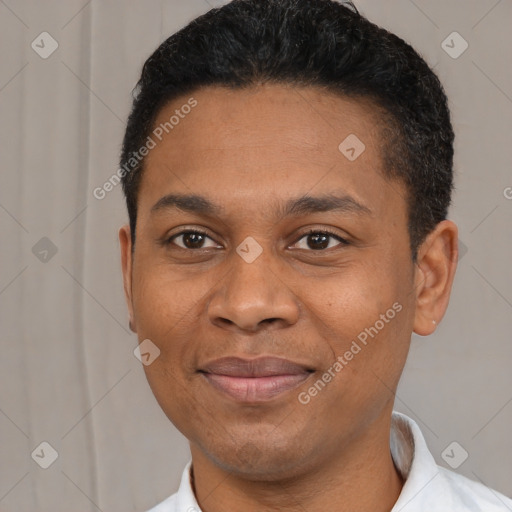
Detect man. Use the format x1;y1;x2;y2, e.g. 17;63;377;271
118;1;512;510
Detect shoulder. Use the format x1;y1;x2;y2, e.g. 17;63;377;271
436;466;512;511
390;412;512;511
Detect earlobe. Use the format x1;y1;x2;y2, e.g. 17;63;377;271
119;225;137;333
412;220;458;336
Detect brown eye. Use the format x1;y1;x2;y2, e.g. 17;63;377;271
293;230;349;251
167;230;220;250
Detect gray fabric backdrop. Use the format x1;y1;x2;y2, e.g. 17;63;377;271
1;1;511;511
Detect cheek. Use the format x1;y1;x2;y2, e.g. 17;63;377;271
131;263;202;433
130;262;207;405
310;265;399;337
132;261;198;336
308;261;411;384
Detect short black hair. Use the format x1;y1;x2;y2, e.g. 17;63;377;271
120;0;454;260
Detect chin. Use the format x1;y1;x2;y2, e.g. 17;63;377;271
200;430;317;482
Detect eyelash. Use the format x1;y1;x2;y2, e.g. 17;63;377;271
165;228;350;251
299;228;350;249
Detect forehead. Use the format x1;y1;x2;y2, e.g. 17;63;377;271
148;83;383;161
138;84;407;221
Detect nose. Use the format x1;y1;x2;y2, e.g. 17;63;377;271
207;248;300;333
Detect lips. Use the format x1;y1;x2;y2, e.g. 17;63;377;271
199;356;314;402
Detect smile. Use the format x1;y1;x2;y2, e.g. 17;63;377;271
199;356;314;402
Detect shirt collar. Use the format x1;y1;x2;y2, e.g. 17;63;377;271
174;459;199;512
389;411;441;511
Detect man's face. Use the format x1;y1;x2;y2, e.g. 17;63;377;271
122;84;419;479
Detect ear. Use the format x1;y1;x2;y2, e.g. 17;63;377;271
119;224;137;333
413;220;458;336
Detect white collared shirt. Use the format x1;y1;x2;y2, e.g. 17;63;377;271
146;411;512;511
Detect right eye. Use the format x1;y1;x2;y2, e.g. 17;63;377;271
165;230;222;250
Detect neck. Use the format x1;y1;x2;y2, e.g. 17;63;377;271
189;412;404;512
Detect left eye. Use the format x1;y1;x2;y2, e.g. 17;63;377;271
167;230;220;250
292;231;349;251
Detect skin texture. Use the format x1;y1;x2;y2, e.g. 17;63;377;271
119;84;458;512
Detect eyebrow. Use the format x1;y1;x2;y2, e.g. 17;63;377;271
151;193;222;216
150;192;372;218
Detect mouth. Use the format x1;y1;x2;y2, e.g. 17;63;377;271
199;356;314;403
